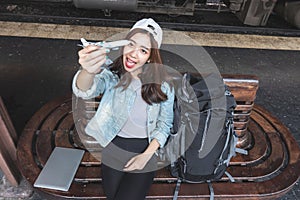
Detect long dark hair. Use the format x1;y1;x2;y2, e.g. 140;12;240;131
110;28;173;105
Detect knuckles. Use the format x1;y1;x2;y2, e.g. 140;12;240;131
77;47;107;73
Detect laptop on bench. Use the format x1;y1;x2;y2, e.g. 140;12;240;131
34;147;85;191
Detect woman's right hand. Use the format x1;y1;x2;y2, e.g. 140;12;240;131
78;45;108;74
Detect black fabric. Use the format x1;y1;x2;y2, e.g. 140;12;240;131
102;164;155;200
101;136;157;172
101;136;156;200
161;72;237;183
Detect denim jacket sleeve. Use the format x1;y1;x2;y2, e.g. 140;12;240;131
72;69;116;99
150;82;175;148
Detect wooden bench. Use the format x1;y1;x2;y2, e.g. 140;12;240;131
17;74;300;199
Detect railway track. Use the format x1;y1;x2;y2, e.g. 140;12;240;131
0;0;299;37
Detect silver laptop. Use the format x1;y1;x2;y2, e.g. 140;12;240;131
34;147;85;191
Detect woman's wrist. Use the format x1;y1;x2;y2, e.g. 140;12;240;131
143;138;160;155
76;68;96;91
82;68;97;76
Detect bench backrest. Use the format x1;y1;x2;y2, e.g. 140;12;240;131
223;74;259;139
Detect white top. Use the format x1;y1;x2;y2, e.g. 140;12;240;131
117;79;148;138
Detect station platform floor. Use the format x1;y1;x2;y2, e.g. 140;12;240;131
0;21;299;199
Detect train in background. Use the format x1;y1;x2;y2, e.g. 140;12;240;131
72;0;300;29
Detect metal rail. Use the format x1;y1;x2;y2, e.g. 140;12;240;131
0;1;299;37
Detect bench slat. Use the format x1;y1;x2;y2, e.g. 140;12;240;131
36;131;54;167
55;130;73;148
56;113;74;131
39;102;72;131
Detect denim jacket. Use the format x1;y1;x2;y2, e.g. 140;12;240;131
72;69;175;148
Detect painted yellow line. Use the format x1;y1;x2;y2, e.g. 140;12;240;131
0;21;299;50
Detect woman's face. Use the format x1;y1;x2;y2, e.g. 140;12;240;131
123;33;151;79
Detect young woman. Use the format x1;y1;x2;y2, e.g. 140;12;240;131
72;18;174;200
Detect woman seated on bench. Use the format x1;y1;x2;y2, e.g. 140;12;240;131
72;18;175;200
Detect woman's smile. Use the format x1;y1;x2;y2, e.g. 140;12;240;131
125;57;137;69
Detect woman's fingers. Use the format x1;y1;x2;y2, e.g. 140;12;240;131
124;156;139;171
123;153;153;171
83;53;106;68
85;57;107;74
78;45;108;73
79;45;100;54
79;47;106;64
124;157;135;168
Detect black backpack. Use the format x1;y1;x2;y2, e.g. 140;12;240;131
159;72;247;200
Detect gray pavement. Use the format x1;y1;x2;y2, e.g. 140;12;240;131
0;36;299;199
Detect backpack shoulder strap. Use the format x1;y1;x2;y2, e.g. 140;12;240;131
224;171;235;182
207;180;215;200
235;147;248;155
172;179;182;200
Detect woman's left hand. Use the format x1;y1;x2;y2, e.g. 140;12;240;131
123;153;153;171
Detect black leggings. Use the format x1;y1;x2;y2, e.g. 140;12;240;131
101;136;156;200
